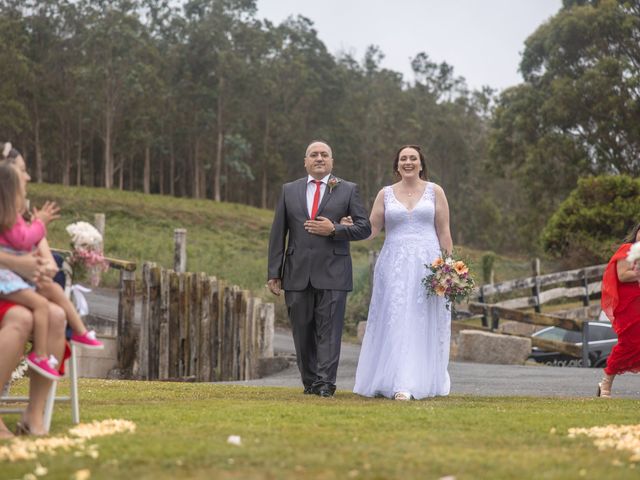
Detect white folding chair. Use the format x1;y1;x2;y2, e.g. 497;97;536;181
0;256;81;433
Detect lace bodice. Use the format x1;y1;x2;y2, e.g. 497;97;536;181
383;183;440;251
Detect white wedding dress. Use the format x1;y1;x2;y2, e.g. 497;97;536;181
353;183;451;399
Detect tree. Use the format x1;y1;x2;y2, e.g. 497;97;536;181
542;175;640;264
489;0;639;247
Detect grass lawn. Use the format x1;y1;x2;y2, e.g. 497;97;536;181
2;379;640;479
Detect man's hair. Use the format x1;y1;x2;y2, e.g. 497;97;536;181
305;140;332;157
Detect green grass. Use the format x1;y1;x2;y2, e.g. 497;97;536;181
2;379;640;479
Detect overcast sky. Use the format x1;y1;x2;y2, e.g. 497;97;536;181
256;0;562;92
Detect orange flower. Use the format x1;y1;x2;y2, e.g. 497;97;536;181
432;257;444;268
454;261;468;274
435;285;447;296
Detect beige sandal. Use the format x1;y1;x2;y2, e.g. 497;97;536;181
597;375;614;398
394;391;412;401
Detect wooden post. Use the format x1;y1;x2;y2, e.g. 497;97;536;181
582;270;590;307
531;258;541;313
198;273;211;382
221;286;235;380
174;229;187;273
148;265;162;380
189;272;201;376
139;263;151;380
179;272;190;377
478;285;488;328
168;271;180;378
209;277;221;381
258;303;275;358
159;269;171;380
237;290;249;380
94;213;105;237
246;296;261;380
117;269;136;376
581;321;590;368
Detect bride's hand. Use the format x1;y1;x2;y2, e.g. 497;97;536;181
339;216;353;226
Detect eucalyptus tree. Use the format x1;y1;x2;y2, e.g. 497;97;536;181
0;7;30;143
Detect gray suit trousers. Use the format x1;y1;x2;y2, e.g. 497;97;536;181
285;285;347;391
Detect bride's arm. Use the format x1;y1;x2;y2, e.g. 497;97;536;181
339;189;385;240
434;184;453;254
367;189;385;240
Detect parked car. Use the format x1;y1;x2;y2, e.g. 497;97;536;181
529;322;617;368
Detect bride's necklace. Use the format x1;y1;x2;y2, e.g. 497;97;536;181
401;183;424;197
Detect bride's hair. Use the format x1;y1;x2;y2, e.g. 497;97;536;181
393;145;427;180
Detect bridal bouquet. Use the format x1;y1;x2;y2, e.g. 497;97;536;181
422;252;475;311
66;221;109;287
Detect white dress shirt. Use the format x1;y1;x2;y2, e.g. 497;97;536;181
306;174;330;218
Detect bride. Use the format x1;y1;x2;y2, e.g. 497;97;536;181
350;145;453;400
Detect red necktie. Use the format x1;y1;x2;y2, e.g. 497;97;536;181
310;180;322;219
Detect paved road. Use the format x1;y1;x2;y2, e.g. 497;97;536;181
85;289;640;398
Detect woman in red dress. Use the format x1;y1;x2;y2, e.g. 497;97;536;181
599;223;640;397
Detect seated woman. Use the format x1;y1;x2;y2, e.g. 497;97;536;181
0;250;67;437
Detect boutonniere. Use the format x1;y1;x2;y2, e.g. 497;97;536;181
328;176;341;193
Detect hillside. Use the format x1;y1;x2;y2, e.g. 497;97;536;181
28;183;541;328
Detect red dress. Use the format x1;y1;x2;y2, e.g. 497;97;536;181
601;243;640;375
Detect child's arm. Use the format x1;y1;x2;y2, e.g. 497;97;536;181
2;201;59;251
2;216;47;251
36;237;59;279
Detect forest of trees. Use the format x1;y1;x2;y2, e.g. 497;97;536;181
0;0;637;254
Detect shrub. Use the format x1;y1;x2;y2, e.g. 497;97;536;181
541;175;640;265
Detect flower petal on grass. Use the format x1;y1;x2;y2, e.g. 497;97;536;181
568;424;640;463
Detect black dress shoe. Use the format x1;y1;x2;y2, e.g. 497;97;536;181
303;386;316;395
317;387;333;398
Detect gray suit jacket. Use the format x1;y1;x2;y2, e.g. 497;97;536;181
268;176;371;291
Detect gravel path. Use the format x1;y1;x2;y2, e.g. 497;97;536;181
234;328;640;398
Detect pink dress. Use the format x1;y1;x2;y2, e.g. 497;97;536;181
0;216;46;294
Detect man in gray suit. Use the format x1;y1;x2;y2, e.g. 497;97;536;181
267;140;371;397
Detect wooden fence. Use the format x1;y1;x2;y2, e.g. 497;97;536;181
138;262;274;381
475;262;606;315
465;263;607;367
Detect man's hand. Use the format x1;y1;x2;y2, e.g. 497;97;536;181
304;216;336;236
267;278;282;296
339;216;353;226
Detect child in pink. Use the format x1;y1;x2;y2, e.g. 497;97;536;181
0;162;103;381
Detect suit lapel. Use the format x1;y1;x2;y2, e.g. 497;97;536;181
298;177;310;220
315;175;338;218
